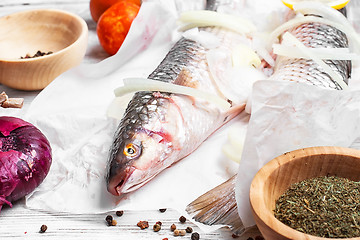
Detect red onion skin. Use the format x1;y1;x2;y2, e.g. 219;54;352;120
0;116;52;210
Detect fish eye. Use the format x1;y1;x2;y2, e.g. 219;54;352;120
123;143;138;158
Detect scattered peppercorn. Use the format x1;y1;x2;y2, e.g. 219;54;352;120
105;215;113;226
191;232;200;240
153;223;161;232
170;223;177;231
174;229;180;236
162;238;168;240
156;221;162;226
179;229;186;236
159;208;167;213
179;216;186;223
137;221;149;230
111;219;117;226
186;226;193;233
39;224;47;233
116;210;124;217
255;236;264;240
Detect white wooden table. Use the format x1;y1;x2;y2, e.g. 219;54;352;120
0;1;262;239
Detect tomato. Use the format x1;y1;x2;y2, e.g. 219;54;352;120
97;1;140;55
90;0;141;23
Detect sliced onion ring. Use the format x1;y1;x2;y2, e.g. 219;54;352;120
178;10;256;34
114;78;231;110
273;44;360;60
269;5;360;52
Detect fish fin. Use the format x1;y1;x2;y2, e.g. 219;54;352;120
186;175;245;236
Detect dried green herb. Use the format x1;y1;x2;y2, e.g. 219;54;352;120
274;175;360;238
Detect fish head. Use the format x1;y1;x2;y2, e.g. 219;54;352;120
106;126;173;196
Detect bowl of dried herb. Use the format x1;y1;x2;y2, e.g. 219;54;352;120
250;146;360;240
0;9;88;90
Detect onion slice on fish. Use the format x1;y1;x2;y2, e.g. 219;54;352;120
269;7;360;52
282;32;348;89
178;10;256;34
292;2;360;51
273;44;360;60
293;1;351;25
114;78;231;110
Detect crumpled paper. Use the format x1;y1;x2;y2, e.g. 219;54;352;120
236;79;360;227
21;0;244;215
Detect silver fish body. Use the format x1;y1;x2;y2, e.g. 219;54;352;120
106;1;246;196
271;21;351;89
186;7;353;236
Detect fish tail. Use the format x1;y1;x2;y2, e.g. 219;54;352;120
186;175;245;236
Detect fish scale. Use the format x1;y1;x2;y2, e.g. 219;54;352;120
148;38;207;83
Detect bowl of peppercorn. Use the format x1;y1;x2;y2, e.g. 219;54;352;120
249;146;360;240
0;9;88;90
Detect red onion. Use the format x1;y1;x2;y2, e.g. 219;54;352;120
0;116;52;210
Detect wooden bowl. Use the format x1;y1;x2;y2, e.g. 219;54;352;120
0;9;88;90
250;146;360;240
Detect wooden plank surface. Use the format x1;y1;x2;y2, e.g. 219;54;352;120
0;1;262;239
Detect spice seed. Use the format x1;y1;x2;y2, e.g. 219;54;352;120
159;208;167;213
39;224;47;233
179;229;186;236
137;221;149;229
153;223;161;232
116;210;124;217
191;232;200;240
170;223;177;231
111;219;117;226
174;229;180;236
186;226;193;233
179;216;186;223
156;221;162;226
105;215;113;225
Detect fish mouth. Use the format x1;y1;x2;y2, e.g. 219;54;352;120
107;166;135;196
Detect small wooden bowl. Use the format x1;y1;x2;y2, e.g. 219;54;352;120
250;146;360;240
0;9;88;90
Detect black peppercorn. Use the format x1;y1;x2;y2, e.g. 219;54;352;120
39;224;47;233
105;215;113;226
179;215;186;223
191;232;200;240
116;210;124;217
